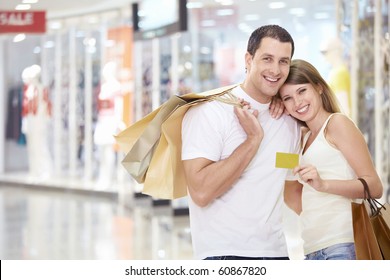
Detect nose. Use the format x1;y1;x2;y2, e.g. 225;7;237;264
269;62;281;76
293;95;302;107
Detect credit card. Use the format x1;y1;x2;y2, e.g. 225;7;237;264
275;152;299;169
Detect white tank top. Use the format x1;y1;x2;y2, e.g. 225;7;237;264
299;113;356;255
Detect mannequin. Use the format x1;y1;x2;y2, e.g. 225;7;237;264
94;62;124;185
321;37;351;117
21;64;52;178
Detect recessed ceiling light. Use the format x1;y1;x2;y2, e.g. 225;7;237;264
15;4;31;10
218;0;234;6
13;34;26;43
201;20;216;27
44;41;55;48
216;9;234;16
187;2;203;9
22;0;38;4
48;21;62;30
33;46;41;54
268;2;286;9
289;8;306;17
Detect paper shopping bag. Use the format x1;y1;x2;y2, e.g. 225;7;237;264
142;102;194;199
351;200;383;260
371;203;390;259
118;95;187;183
118;83;240;199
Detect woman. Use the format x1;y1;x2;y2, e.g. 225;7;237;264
279;59;383;260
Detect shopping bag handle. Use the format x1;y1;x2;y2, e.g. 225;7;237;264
358;177;385;216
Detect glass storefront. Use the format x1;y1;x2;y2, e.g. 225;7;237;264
0;0;388;202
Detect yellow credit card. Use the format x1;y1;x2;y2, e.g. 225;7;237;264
275;152;299;169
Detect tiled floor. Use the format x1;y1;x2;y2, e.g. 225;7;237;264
0;172;305;260
0;185;193;260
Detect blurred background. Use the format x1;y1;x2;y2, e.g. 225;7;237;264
0;0;389;260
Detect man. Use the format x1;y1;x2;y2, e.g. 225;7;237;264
181;25;301;260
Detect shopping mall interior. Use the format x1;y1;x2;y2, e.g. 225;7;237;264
0;0;389;260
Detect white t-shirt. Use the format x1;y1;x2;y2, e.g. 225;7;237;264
182;86;301;259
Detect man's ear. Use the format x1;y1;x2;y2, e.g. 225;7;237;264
244;52;252;72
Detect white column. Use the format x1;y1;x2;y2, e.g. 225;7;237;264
152;38;161;109
0;38;5;174
40;36;49;87
54;32;63;175
190;11;200;92
134;41;143;121
170;32;188;213
350;0;359;124
170;34;179;95
335;0;342;36
84;33;93;181
68;28;78;178
374;0;383;178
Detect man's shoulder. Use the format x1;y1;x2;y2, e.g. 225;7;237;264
277;114;301;137
278;113;299;125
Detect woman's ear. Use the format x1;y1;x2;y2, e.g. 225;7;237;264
316;84;324;95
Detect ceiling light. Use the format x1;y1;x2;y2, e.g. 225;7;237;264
216;9;234;16
187;2;203;9
48;21;62;30
218;0;234;6
200;47;211;54
13;34;26;42
15;4;31;10
44;41;55;48
268;2;286;9
289;8;306;17
33;46;41;54
201;20;216;27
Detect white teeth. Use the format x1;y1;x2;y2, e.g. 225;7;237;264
265;76;277;82
297;105;309;113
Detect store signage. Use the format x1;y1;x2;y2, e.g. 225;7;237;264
0;11;46;33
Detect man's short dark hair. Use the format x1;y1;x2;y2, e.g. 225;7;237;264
247;25;295;58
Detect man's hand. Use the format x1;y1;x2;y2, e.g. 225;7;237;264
234;104;263;145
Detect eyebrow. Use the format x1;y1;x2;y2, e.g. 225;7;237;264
260;53;291;62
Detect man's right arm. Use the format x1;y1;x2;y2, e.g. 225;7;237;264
183;106;262;207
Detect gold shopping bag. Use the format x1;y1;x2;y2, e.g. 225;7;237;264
118;95;187;183
116;84;240;199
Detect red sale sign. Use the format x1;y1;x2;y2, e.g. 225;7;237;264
0;11;46;33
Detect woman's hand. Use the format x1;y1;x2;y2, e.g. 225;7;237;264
293;164;328;192
269;97;286;119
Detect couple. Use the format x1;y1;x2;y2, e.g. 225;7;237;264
181;25;383;260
